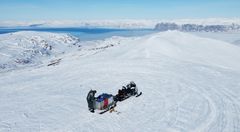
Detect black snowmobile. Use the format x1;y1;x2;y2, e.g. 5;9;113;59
114;81;141;102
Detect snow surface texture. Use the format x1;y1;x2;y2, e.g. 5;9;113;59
1;31;240;131
0;31;80;72
192;32;240;46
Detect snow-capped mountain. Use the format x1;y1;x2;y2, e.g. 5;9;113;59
0;31;80;72
1;18;240;29
0;31;240;131
155;22;240;32
0;31;133;72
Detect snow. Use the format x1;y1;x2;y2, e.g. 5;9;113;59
1;18;240;29
0;31;80;72
1;31;240;131
192;32;240;46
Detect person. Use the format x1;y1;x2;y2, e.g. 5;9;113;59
126;86;132;96
129;81;136;88
86;90;97;113
126;81;136;95
122;86;127;95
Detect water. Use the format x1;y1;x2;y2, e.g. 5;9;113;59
0;27;156;41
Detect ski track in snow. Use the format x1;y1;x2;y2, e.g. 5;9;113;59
0;31;240;132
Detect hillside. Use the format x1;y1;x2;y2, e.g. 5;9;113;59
0;31;240;131
0;31;80;72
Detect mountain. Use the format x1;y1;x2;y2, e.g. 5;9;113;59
1;18;240;29
0;31;80;72
155;22;240;32
0;31;240;131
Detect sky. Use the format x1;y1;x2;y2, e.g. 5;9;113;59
0;0;240;21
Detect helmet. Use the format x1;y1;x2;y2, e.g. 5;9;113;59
130;81;135;85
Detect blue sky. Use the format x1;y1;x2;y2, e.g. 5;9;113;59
0;0;240;20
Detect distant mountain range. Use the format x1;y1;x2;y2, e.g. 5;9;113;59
1;18;240;31
154;23;240;32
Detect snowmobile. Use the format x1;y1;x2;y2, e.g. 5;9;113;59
86;81;142;114
114;81;141;102
86;90;116;114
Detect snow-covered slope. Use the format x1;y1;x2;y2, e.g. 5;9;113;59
0;31;80;72
0;31;240;131
191;32;240;46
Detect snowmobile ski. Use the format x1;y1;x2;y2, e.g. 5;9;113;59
99;105;116;114
136;92;142;97
99;109;110;114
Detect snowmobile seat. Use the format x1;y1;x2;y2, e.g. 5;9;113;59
96;93;112;102
95;93;115;110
